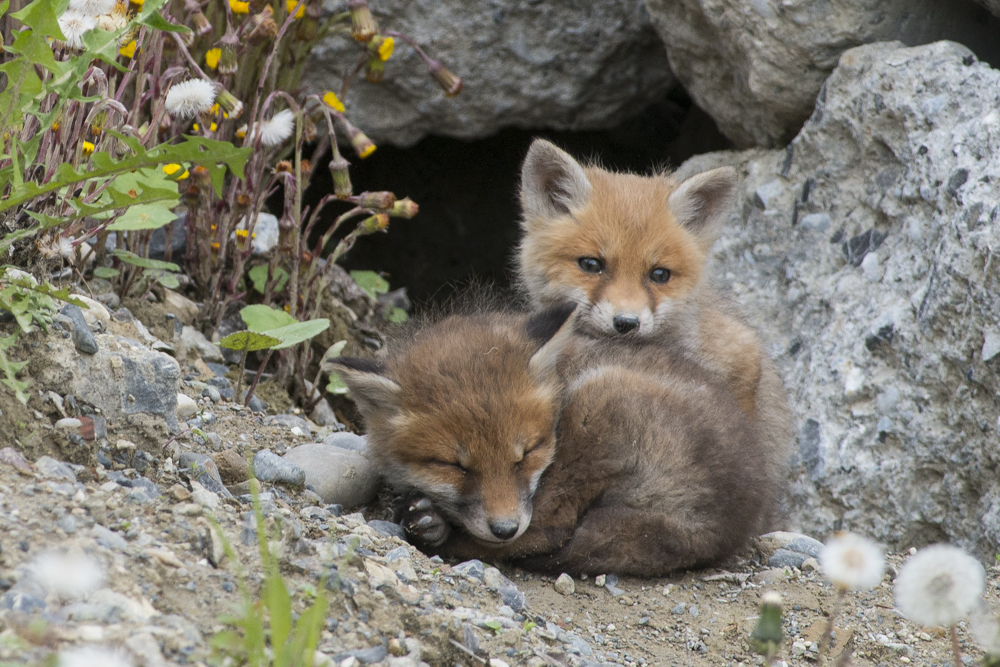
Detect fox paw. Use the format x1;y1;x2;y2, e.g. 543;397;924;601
399;496;450;547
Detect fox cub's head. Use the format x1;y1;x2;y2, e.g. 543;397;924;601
517;138;738;338
331;304;575;545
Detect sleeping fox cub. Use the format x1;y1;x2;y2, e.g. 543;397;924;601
516;139;792;501
332;305;773;576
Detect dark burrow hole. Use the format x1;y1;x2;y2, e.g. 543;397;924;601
297;86;733;307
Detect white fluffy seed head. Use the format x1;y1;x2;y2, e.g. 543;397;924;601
761;591;782;606
970;605;1000;654
57;10;97;49
67;0;116;16
59;645;134;667
895;544;986;628
29;550;105;600
164;79;217;120
820;532;885;591
254;109;295;147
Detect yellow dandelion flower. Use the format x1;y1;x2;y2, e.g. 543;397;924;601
129;0;144;7
229;0;249;14
82;141;95;155
283;305;290;313
322;91;345;113
235;125;247;139
359;143;376;158
285;0;304;18
377;36;393;61
162;164;189;179
119;40;137;58
210;103;220;115
51;121;61;132
235;229;249;239
211;242;220;250
205;48;221;69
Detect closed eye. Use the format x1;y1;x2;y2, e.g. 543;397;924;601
428;460;467;473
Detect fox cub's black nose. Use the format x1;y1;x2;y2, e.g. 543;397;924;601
613;314;640;334
489;519;519;540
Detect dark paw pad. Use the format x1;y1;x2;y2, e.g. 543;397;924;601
401;496;450;547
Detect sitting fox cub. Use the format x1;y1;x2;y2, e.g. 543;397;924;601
333;305;773;576
516;140;792;501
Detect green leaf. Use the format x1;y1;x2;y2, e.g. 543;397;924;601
484;620;502;632
0;333;28;404
261;319;330;350
111;249;180;271
387;307;408;324
264;574;293;661
93;267;120;279
219;331;280;352
240;304;296;332
319;340;347;366
107;202;178;231
148;270;180;289
325;372;349;395
248;264;288;294
137;8;191;33
350;270;389;298
11;0;69;37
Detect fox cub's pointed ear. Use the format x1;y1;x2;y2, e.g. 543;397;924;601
667;166;738;246
326;358;401;419
526;302;576;382
520;139;592;223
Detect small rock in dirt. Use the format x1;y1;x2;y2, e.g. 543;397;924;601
322;432;368;452
56;515;78;534
202;386;222;403
454;560;486;582
367;520;405;540
282;443;378;507
176;393;198;419
385;546;411;562
801;557;820;572
91;525;128;552
499;583;527;612
179;326;224;363
594;574;607;587
799;212;831;232
162;289;199;325
55;417;83;433
671;602;687;614
266;413;315;433
0;448;31;474
554;573;575;595
35;456;77;481
61;304;99;354
0;591;46;614
483;567;506;590
190;481;219;510
332;645;389;665
253;449;306;487
212;449;249;485
755;568;793;584
246;393;267;413
73;295;111;328
178;452;231;497
311;398;342;428
769;548;808;569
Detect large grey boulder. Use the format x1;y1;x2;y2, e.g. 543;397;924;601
974;0;1000;18
306;0;674;146
645;0;1000;148
681;41;1000;556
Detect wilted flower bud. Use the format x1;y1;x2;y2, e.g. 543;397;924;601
388;197;418;218
340;119;376;158
90;110;108;137
191;165;212;189
215;88;244;119
218;24;239;75
358;212;389;234
186;0;211;36
750;592;783;660
248;5;278;43
329;155;352;198
368;34;394;61
348;0;376;42
429;61;462;97
365;58;384;83
303;115;316;142
356;191;395;209
275;160;293;174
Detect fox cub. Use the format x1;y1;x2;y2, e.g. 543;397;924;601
516;139;792;500
332;305;773;576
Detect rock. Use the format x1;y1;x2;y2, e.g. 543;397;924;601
73;295;111;328
178;452;232;497
179;326;224;363
367;520;405;540
768;548;808;569
644;0;1000;147
0;448;31;474
282;443;379;507
237;212;279;255
176;393;198;419
975;0;1000;18
161;289;199;325
202;386;222;403
453;560;485;582
35;456;77;481
322;432;368;453
55;417;83;433
212;449;249;485
499;583;527;612
246;394;267;414
61;304;98;354
304;0;673;147
266;413;314;433
554;573;575;595
684;41;1000;557
253;449;306;487
92;524;128;552
310;398;341;428
35;333;181;431
983;330;1000;362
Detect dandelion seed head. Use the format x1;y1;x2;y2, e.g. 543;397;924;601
68;0;116;17
28;550;104;600
164;79;217;120
58;645;134;667
58;10;97;49
253;109;295;147
971;604;1000;654
895;544;985;628
820;532;885;591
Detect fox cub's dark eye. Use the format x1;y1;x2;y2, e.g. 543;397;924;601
578;257;603;274
649;267;671;284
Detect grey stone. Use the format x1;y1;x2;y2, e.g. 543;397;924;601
322;432;368;453
671;602;686;614
178;452;232;497
645;0;1000;147
35;456;76;481
331;646;389;665
554;573;575;595
305;0;674;147
0;591;46;613
239;212;278;255
179;326;223;363
63;602;121;624
385;546;411;563
207;376;232;390
55;515;77;534
768;548;808;569
453;559;485;582
499;583;527;612
367;520;405;540
975;0;1000;18
246;394;267;414
799;213;831;232
61;304;98;354
202;386;222;403
92;524;128;552
253;449;306;487
35;334;180;431
107;216;186;262
282;443;379;507
680;41;1000;558
266;414;314;433
784;535;823;558
310;398;341;428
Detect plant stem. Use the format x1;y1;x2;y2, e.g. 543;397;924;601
951;625;963;667
234;347;249;403
244;348;272;407
818;587;846;667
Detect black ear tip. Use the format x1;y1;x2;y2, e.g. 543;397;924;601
331;357;386;375
525;302;576;345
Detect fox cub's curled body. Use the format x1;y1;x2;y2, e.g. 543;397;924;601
516;140;792;513
334;306;773;577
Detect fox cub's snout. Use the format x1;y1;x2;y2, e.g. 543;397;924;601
517;139;738;338
331;304;575;547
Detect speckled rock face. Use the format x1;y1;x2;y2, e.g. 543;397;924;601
305;0;674;146
644;0;1000;148
677;41;1000;556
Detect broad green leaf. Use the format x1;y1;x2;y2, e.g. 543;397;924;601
112;249;180;271
93;267;120;279
11;0;69;37
387;307;408;323
248;264;288;294
265;575;293;667
240;304;296;332
148;270;180;289
107;202;178;231
261;318;330;350
0;334;28;405
219;331;280;352
319;340;347;365
137;8;190;33
325;372;349;395
350;270;389;298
